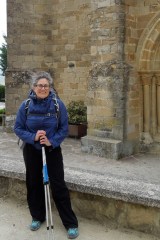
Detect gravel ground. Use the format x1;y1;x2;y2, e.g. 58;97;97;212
0;197;159;240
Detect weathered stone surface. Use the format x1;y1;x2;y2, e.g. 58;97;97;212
81;135;122;159
0;132;160;236
6;0;160;157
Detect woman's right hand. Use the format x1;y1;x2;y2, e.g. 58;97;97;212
35;130;46;141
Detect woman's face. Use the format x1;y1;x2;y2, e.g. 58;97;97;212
33;78;50;99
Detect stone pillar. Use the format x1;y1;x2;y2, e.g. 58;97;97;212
140;72;160;144
141;76;151;133
156;77;160;133
151;76;157;135
81;0;131;159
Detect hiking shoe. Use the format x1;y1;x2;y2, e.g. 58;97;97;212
30;220;41;231
67;228;79;239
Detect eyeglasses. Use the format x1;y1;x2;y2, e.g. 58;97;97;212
35;84;50;89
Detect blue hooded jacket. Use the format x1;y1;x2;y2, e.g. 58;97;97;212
14;90;68;150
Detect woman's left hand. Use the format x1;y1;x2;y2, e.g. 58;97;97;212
40;135;52;146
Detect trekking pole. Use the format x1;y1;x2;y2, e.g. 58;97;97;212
42;145;54;240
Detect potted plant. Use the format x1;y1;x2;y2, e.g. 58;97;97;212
67;100;87;138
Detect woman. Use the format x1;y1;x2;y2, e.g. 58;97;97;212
14;71;79;239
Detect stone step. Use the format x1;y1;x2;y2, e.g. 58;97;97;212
81;135;123;159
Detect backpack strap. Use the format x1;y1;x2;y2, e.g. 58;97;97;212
25;98;31;115
52;94;60;128
52;94;60;118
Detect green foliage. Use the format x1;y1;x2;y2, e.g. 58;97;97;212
0;85;5;101
67;100;87;124
0;108;5;125
0;35;7;76
0;108;5;114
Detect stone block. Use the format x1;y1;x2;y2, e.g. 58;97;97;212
127;204;156;232
81;135;122;159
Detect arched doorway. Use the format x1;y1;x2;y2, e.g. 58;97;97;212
137;12;160;144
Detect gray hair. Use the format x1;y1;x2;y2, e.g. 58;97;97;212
30;71;53;87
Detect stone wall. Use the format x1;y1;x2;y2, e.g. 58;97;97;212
6;0;160;156
6;0;91;130
6;0;91;110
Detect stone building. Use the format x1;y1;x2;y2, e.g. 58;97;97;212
5;0;160;159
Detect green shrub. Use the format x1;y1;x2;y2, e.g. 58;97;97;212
0;108;5;125
0;35;7;76
67;100;87;124
0;85;5;101
0;108;5;114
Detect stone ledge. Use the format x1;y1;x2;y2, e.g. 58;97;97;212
65;167;160;208
0;157;160;209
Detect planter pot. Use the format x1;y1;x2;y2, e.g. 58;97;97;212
68;124;87;138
